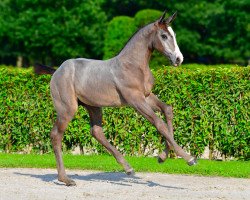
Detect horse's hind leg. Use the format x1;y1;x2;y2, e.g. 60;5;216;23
51;115;76;186
50;80;78;186
146;93;174;163
85;105;134;175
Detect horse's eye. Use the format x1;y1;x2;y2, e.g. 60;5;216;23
161;34;168;40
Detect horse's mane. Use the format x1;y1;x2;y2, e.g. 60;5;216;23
117;22;155;56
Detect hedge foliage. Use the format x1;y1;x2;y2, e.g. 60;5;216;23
103;16;136;59
134;9;162;28
0;65;249;160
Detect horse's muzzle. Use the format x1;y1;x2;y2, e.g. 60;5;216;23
173;54;184;67
163;51;183;67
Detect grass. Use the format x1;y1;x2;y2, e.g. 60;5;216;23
0;153;249;178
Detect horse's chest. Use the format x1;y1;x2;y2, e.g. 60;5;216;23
143;70;154;96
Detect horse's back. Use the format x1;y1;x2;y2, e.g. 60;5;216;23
51;58;105;82
51;57;124;107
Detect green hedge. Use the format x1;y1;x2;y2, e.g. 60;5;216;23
134;9;162;28
103;16;136;59
0;65;249;160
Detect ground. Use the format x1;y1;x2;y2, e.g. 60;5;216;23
0;168;249;200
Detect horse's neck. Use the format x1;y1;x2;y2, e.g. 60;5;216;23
117;25;154;68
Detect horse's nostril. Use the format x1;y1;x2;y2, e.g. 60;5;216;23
176;57;180;64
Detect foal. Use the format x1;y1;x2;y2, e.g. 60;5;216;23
48;11;196;186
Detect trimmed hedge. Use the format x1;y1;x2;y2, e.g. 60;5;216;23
0;65;249;160
103;16;136;59
134;9;162;28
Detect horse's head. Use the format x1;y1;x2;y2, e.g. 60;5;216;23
152;11;183;67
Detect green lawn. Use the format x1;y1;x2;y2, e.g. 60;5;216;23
0;153;249;178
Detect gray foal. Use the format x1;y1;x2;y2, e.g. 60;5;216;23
48;11;196;186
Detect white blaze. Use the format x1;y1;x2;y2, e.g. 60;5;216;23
168;27;183;65
161;27;184;66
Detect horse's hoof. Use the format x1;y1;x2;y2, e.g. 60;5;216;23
187;157;197;166
126;169;135;176
59;177;76;186
158;156;165;164
65;179;76;186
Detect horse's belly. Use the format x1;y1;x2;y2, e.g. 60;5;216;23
74;64;124;107
77;88;124;107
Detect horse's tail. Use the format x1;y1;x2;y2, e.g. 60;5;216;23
34;63;56;75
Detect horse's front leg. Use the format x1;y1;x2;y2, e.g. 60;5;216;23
127;92;196;166
146;93;174;163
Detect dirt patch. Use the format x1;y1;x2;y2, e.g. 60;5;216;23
0;168;249;200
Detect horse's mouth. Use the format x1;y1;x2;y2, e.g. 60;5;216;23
169;57;182;67
163;52;179;67
169;57;179;67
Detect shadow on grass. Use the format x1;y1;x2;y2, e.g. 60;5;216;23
14;171;186;190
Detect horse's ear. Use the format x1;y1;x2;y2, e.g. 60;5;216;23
165;11;177;25
158;10;167;24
